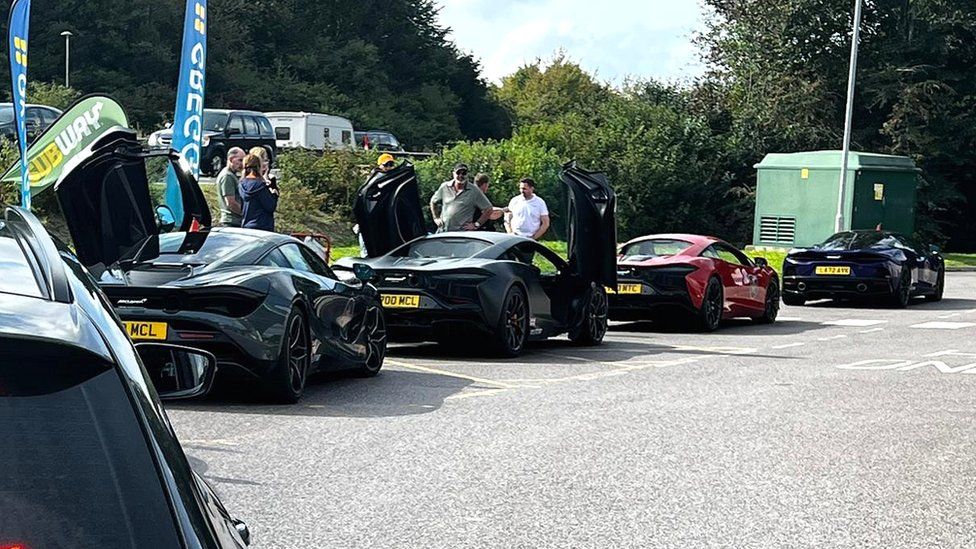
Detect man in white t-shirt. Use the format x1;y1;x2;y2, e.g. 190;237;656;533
505;178;550;240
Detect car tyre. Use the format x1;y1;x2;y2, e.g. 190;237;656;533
755;280;780;324
353;303;387;377
782;293;806;306
569;285;609;346
925;267;945;302
890;267;912;308
266;307;310;403
696;277;724;332
494;286;529;357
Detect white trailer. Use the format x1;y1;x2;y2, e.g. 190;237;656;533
264;112;355;151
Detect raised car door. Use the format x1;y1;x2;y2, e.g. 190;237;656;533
561;162;617;289
353;162;427;257
54;129;210;272
704;244;756;315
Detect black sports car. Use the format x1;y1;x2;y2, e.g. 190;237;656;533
52;128;387;403
783;230;945;307
1;205;250;548
338;162;617;356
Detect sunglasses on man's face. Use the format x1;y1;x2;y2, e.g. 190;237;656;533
456;170;468;176
383;161;395;168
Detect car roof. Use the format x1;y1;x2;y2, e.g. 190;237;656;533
0;207;112;360
205;108;267;117
623;233;721;247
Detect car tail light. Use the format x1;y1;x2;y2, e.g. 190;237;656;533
431;273;490;303
185;288;266;318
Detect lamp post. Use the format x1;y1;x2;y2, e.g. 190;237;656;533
834;0;863;233
60;30;73;88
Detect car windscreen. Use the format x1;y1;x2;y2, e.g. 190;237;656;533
155;231;262;265
620;239;693;260
0;339;182;548
202;111;228;132
400;238;492;259
818;232;903;250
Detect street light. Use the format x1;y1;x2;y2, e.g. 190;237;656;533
60;30;73;88
835;0;863;233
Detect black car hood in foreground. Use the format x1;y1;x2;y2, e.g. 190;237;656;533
354;161;427;257
54;128;211;274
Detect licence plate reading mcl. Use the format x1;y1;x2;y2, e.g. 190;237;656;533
381;294;421;309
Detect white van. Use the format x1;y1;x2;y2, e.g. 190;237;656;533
264;112;355;151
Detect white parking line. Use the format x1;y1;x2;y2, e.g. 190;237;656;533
909;322;976;330
938;313;962;319
822;319;888;327
818;335;848;341
859;328;885;334
772;343;806;349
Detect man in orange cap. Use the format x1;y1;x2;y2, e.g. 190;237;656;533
377;153;396;172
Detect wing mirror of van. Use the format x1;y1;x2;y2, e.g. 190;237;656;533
155;205;176;233
135;343;217;400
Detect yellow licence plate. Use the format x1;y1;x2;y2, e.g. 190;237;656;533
381;294;421;309
615;283;642;295
815;266;852;276
124;321;169;341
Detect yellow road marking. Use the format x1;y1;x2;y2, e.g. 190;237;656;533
386;359;528;390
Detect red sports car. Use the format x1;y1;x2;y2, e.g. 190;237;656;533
608;234;780;331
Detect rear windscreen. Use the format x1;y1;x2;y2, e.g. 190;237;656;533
0;339;182;548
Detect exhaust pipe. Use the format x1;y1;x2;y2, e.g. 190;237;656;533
857;283;868;293
797;282;807;292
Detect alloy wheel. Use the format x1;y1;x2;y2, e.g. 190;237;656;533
362;306;387;372
703;280;723;329
765;283;780;321
505;291;528;352
587;288;609;341
286;314;309;393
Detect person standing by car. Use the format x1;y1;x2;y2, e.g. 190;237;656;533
472;173;505;232
430;163;493;232
240;153;278;231
505;177;550;240
216;147;245;227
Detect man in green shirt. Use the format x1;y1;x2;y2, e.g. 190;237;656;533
217;147;245;227
430;163;493;232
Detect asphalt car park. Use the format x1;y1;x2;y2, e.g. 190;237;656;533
168;272;976;548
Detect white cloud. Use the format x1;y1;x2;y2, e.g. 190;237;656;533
437;0;707;84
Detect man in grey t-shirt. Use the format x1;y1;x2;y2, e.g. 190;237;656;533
430;163;493;232
217;147;245;227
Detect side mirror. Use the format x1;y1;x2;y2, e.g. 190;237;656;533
353;263;378;283
234;519;251;545
754;257;769;267
135;343;216;400
929;244;941;255
155;205;176;233
164;122;173;129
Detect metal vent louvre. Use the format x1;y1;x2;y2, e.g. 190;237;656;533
759;216;796;244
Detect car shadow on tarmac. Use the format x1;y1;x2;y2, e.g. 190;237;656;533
609;318;830;337
167;368;474;419
802;297;976;311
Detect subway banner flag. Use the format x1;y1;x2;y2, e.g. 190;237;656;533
7;0;31;209
165;0;207;222
1;95;129;195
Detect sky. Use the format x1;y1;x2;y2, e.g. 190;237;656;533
435;0;708;85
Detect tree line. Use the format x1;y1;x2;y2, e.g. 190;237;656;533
4;0;975;248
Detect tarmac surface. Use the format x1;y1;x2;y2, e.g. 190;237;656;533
168;273;976;548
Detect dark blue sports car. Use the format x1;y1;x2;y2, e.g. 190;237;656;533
782;231;945;307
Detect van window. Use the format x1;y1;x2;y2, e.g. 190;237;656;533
323;127;331;140
226;115;244;134
276;127;291;140
0;340;182;548
342;130;352;145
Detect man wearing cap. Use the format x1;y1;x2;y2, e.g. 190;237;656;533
376;153;396;172
430;163;493;232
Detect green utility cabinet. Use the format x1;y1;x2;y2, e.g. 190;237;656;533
752;151;920;248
